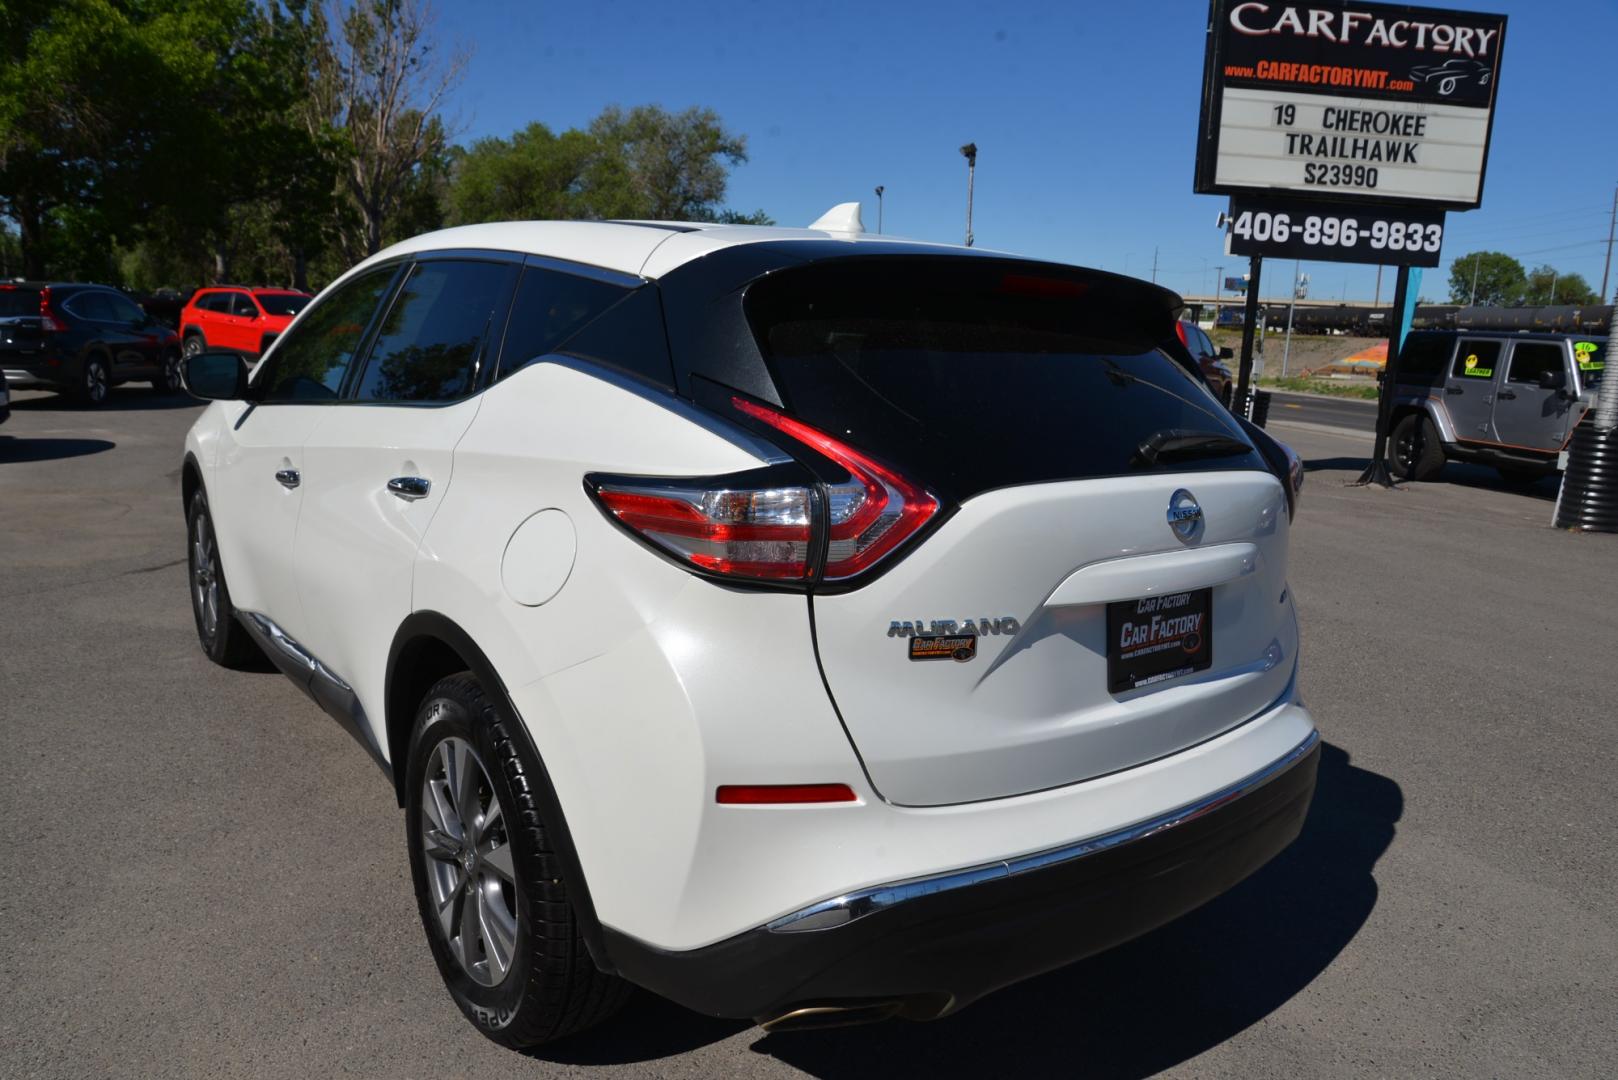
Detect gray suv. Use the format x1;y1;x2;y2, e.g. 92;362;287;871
1385;330;1607;483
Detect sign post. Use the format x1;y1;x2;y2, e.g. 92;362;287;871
1194;0;1506;484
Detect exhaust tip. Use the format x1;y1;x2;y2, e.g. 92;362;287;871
758;1001;905;1033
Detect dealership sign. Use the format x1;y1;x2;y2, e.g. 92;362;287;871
1195;2;1507;209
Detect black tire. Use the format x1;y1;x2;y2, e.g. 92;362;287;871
405;673;630;1049
185;488;260;668
1221;382;1234;409
77;353;111;407
152;349;184;393
1387;412;1445;482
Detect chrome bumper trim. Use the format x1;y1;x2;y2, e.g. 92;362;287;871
768;727;1321;934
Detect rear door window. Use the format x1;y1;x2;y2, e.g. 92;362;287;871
254;266;398;401
350;259;519;402
1397;333;1452;384
231;293;260;318
743;259;1265;501
1452;340;1501;381
1506;343;1564;385
66;292;113;321
496;266;630;378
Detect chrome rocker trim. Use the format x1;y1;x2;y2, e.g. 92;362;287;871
768;727;1322;934
238;610;388;778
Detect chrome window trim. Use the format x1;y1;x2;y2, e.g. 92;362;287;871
767;726;1322;934
522;253;645;289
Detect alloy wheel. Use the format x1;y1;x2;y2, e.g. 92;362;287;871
183;336;204;358
190;511;220;640
420;736;519;987
85;360;108;404
164;353;184;391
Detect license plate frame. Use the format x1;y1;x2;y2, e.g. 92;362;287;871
1105;588;1213;694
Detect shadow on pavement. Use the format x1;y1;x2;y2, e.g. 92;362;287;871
0;435;116;463
1303;455;1370;473
1303;454;1559;501
536;743;1400;1074
8;390;201;412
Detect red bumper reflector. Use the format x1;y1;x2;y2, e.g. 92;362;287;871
716;783;858;805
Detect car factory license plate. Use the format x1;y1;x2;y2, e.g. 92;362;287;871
1106;589;1213;694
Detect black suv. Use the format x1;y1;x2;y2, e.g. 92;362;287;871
1;282;184;405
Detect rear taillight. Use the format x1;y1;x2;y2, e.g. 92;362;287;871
586;399;940;587
730;397;938;580
39;287;68;333
1174;320;1189;347
592;477;816;581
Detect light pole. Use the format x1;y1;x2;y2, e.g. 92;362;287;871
874;185;885;234
959;143;977;247
1213;265;1223;323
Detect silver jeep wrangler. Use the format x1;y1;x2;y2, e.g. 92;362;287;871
1385;330;1607;483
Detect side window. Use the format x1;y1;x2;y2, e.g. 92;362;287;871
65;292;112;321
1452;339;1501;380
254;266;397;402
1397;334;1452;383
1507;343;1564;385
496;267;630;379
105;292;146;324
1198;329;1217;357
232;293;260;318
351;260;519;403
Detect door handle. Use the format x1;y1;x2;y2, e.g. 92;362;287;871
1446;386;1464;395
387;476;431;501
1496;389;1516;400
275;468;300;490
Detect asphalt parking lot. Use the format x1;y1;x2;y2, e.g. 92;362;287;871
3;388;1615;1079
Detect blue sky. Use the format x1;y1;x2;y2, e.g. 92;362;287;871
442;0;1617;304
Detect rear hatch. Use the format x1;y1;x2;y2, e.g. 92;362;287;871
746;259;1295;806
0;286;47;357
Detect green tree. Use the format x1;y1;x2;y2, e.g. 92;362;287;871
1521;264;1598;306
445;106;768;227
1447;250;1525;307
305;0;467;262
589;105;747;221
0;1;335;283
447;123;632;224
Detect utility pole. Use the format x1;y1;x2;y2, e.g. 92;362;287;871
1236;255;1264;407
1468;252;1482;305
959;143;977;247
1374;265;1383;308
1213;265;1224;322
874;186;885;234
1602;180;1616;303
1151;247;1159;284
1281;260;1301;378
1548;270;1558;306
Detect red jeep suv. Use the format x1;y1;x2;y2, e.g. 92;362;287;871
179;287;311;360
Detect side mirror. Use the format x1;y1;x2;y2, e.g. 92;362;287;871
1219;346;1235;359
184;351;249;401
1537;369;1567;391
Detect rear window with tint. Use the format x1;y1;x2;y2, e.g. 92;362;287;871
744;260;1267;500
0;288;41;317
257;294;308;316
1397;333;1453;384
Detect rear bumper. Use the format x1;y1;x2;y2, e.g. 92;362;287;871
605;729;1320;1021
3;362;71;391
